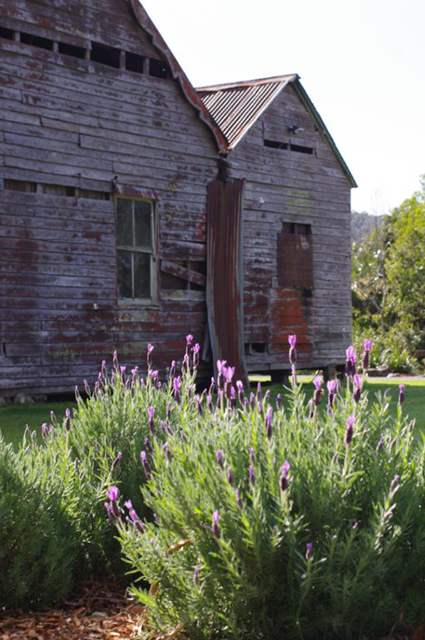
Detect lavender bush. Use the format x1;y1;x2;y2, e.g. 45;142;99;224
113;338;425;640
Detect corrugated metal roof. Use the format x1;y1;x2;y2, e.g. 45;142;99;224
197;74;357;188
197;75;297;149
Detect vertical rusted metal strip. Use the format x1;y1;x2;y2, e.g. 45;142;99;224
206;179;249;384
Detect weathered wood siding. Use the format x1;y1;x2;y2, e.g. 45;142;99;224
227;85;352;373
0;0;218;395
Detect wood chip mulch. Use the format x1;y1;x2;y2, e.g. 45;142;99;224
0;582;146;640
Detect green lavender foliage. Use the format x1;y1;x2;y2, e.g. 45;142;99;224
0;346;195;609
0;431;78;609
117;370;425;640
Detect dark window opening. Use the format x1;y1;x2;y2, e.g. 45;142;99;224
264;139;288;150
149;58;169;79
245;342;268;355
4;179;37;193
3;179;109;200
58;41;86;59
282;222;312;235
0;26;14;40
264;139;314;155
290;143;314;155
79;188;110;200
125;51;144;74
161;271;186;290
91;42;120;68
251;343;268;354
20;32;53;50
43;184;76;197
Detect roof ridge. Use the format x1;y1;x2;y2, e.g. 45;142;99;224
196;74;298;92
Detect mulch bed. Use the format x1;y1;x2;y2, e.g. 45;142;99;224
0;582;145;640
1;583;423;640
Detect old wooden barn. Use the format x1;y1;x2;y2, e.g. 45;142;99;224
0;0;356;396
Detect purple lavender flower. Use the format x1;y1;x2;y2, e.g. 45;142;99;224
113;350;119;369
101;360;107;379
50;410;56;423
258;402;264;419
249;465;256;486
209;377;215;396
173;376;182;404
212;509;221;539
65;408;71;431
84;379;90;395
105;502;116;523
279;461;291;491
140;451;151;479
227;466;234;486
275;394;281;410
306;542;313;560
41;423;48;440
164;442;172;463
144;437;153;455
362;339;373;371
288;334;297;364
398;384;405;406
131;366;139;377
193;567;200;585
345;346;357;377
236;380;244;403
216;360;227;389
148;405;155;434
195;394;203;416
217;389;224;410
250;447;255;463
223;365;235;385
111;451;122;470
265;406;273;439
124;499;133;510
192;343;200;367
353;374;361;403
390;474;400;492
256;382;262;402
147;343;154;368
186;334;194;345
166;402;172;421
345;413;355;446
313;376;323;407
107;486;119;501
230;386;236;409
216;449;224;468
264;389;270;404
327;379;336;412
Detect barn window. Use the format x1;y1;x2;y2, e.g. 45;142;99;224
149;58;169;79
91;42;121;68
0;27;14;40
58;42;86;59
277;223;313;287
20;32;54;50
116;197;157;302
125;51;144;74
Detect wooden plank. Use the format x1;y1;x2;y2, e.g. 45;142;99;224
160;260;205;287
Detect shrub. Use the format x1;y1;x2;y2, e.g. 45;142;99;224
0;340;200;609
115;341;425;640
0;432;78;609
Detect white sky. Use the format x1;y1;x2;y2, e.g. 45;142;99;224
141;0;425;215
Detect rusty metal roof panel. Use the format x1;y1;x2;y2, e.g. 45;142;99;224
197;75;297;149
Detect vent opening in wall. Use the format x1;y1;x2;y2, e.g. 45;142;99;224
264;139;315;155
149;58;169;79
277;222;313;287
245;342;268;355
125;51;144;74
4;179;37;193
264;139;289;150
91;42;120;68
20;32;54;50
0;27;14;40
58;42;86;59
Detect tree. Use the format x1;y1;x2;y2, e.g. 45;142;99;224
351;176;425;370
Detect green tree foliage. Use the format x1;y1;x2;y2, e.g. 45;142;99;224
352;177;425;370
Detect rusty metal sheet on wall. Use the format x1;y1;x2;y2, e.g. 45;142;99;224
206;179;249;384
277;233;313;287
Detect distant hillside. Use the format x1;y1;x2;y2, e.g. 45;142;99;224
351;211;384;243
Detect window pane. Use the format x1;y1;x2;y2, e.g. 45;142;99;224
117;250;132;298
134;253;151;299
116;199;133;246
134;201;152;249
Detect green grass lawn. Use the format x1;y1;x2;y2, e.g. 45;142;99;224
1;377;424;450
